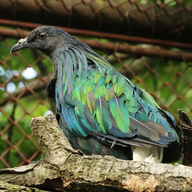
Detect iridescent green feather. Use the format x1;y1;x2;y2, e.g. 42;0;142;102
85;52;116;70
109;96;130;133
94;100;106;134
112;74;117;84
129;97;138;107
98;83;106;96
106;74;112;84
93;86;101;99
94;72;101;84
105;68;114;84
79;87;87;105
124;84;133;100
141;90;160;108
87;91;96;113
75;100;84;118
105;84;115;101
116;75;127;96
125;101;138;113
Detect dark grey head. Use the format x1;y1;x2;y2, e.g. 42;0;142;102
10;26;93;78
10;26;78;58
11;26;79;77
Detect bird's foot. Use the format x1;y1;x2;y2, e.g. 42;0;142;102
131;146;163;163
145;154;162;163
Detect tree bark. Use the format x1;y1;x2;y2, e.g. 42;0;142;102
0;0;192;43
178;109;192;166
0;114;191;192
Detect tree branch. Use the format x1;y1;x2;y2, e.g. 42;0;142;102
1;27;192;62
1;19;192;50
0;0;192;43
0;181;49;192
178;109;192;166
0;114;191;191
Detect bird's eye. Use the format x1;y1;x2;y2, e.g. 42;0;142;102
39;33;47;40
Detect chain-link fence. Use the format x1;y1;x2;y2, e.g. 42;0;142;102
0;0;192;168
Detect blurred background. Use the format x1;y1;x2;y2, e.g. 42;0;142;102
0;0;192;168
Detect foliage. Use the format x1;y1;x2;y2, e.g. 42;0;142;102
0;39;52;168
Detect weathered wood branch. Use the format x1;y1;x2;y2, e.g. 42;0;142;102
178;109;192;166
0;114;192;191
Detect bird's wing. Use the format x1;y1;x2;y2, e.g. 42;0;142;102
55;48;179;147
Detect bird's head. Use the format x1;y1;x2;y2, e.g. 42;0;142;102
10;26;67;58
10;26;76;77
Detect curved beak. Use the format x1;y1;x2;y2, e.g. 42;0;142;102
10;38;28;54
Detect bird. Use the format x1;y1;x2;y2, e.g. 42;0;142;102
10;26;182;163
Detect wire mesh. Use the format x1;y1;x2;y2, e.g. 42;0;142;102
0;39;53;168
1;0;192;42
0;0;192;168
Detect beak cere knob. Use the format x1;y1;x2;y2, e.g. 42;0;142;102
18;38;27;45
10;38;28;54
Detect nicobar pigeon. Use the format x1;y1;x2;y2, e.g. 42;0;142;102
10;26;182;163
